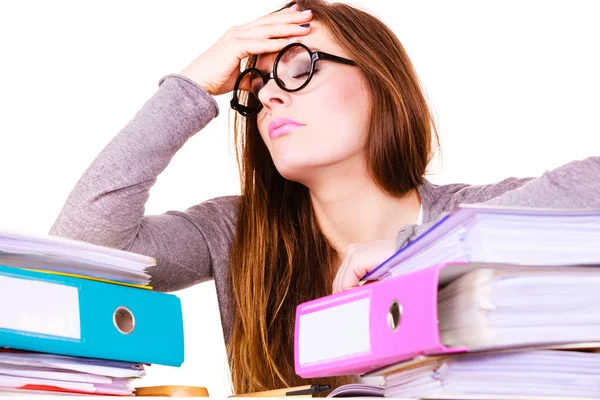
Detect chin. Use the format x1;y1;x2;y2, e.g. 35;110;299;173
272;158;313;183
272;156;347;185
268;142;365;183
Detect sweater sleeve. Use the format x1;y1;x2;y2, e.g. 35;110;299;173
481;156;600;208
49;74;236;291
397;156;600;250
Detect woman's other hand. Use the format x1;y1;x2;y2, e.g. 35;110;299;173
332;238;397;294
180;4;313;95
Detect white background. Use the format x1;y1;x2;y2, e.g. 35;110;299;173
1;0;599;397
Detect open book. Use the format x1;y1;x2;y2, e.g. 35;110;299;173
327;383;384;397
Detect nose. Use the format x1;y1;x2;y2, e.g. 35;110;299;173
257;78;292;112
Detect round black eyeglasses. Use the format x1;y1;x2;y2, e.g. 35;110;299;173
230;42;357;117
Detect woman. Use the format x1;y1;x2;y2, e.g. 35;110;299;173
49;0;599;394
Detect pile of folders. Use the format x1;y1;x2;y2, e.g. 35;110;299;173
296;204;600;399
0;229;184;395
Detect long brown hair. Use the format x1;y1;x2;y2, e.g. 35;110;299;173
227;0;439;394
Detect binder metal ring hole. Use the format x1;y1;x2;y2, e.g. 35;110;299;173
387;300;402;332
113;306;135;335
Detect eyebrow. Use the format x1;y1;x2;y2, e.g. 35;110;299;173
255;46;322;74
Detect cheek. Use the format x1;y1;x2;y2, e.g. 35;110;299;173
255;72;371;162
323;77;365;111
310;75;370;142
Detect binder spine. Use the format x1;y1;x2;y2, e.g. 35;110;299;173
295;263;466;378
0;265;184;366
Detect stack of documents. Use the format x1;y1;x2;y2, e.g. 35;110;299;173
0;228;184;395
377;349;600;399
294;205;600;399
437;266;600;349
364;204;600;281
0;228;154;285
0;351;145;395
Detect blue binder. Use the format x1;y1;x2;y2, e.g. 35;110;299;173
0;264;184;366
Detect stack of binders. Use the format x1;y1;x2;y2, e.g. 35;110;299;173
0;229;184;395
295;204;600;399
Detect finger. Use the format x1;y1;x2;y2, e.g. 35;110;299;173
340;262;373;292
339;267;362;293
334;244;361;294
332;260;342;293
277;3;299;13
333;255;351;294
244;8;312;29
237;37;302;59
242;23;312;40
332;263;342;294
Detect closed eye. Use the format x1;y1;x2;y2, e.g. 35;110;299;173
293;67;319;80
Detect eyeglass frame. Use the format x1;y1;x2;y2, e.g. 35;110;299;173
230;42;358;117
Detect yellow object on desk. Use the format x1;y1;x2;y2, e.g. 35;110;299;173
134;385;209;397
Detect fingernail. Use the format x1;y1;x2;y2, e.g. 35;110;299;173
289;3;297;9
301;9;312;14
288;37;298;42
299;23;310;28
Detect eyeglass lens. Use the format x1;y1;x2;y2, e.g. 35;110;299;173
236;45;313;114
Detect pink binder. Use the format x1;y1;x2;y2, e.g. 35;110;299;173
294;261;468;378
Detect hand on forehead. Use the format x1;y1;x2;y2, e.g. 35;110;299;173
254;21;343;72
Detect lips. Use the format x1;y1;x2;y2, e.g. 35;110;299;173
268;117;305;139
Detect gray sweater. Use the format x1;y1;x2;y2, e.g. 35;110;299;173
49;73;600;343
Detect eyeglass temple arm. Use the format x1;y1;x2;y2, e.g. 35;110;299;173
314;52;357;66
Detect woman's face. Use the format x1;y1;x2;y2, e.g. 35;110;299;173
254;22;371;184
